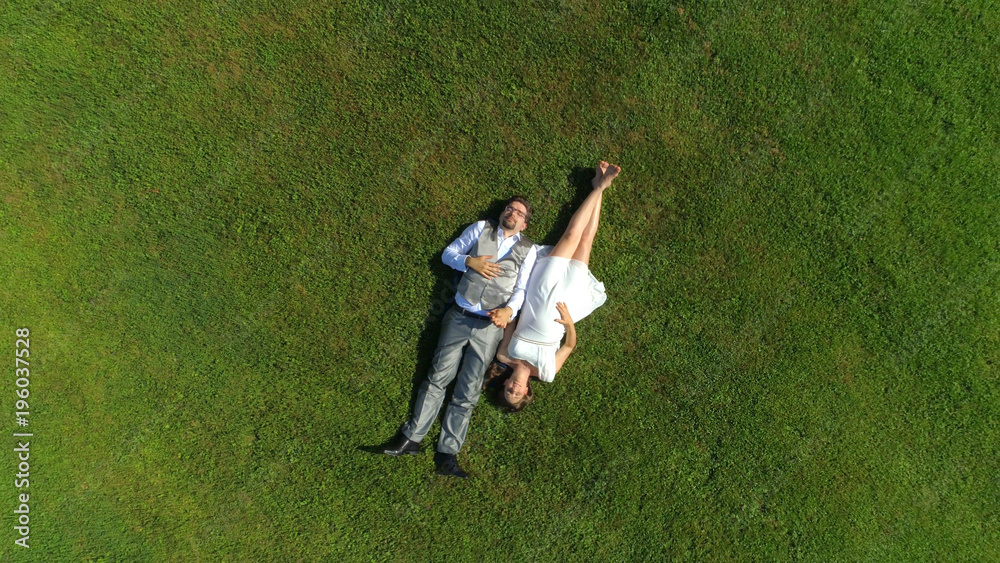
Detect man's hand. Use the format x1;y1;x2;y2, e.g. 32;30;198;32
466;255;503;279
488;306;513;328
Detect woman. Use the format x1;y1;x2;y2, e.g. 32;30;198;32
487;161;621;410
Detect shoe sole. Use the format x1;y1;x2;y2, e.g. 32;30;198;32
383;449;420;457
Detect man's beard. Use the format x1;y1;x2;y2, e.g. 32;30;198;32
502;215;516;229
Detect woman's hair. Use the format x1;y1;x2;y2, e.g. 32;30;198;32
507;195;533;225
499;377;534;413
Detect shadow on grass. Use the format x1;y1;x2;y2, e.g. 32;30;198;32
540;166;596;246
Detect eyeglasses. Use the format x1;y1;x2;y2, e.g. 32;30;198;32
505;206;527;219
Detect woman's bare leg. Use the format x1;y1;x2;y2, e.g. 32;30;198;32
571;191;603;266
551;161;620;261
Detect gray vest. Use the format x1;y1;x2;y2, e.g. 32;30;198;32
457;221;533;310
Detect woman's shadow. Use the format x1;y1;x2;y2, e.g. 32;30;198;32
359;167;594;451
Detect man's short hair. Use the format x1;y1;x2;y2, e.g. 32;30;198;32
508;195;532;225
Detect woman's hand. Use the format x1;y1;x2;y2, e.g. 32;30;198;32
554;302;574;327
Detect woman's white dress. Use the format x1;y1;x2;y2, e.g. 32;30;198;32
507;246;607;382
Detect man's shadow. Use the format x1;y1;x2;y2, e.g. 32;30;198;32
360;167;595;451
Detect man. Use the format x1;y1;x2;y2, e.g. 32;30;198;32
380;196;538;478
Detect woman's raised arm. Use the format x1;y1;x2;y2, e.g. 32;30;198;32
553;302;577;374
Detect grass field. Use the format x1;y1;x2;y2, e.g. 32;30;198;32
1;0;997;560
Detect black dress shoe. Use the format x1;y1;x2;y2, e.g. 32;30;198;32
382;435;421;457
434;453;469;479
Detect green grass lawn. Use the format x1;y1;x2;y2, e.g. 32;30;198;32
1;0;997;559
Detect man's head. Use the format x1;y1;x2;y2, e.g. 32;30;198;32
499;196;532;235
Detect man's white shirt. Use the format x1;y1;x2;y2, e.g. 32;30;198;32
442;220;538;317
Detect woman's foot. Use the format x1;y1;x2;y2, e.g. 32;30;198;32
591;161;609;189
597;162;620;190
592;161;620;190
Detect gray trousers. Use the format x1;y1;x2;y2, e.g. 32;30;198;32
401;307;503;454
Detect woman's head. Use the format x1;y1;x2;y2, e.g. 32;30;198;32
500;363;534;412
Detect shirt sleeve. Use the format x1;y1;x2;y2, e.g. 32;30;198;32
506;244;537;317
441;221;485;272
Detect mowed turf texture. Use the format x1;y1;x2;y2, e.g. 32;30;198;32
1;0;996;560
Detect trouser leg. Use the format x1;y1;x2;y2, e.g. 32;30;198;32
437;320;503;454
401;308;472;442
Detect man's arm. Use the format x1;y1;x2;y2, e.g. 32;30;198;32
505;244;538;318
442;221;504;280
442;221;484;271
